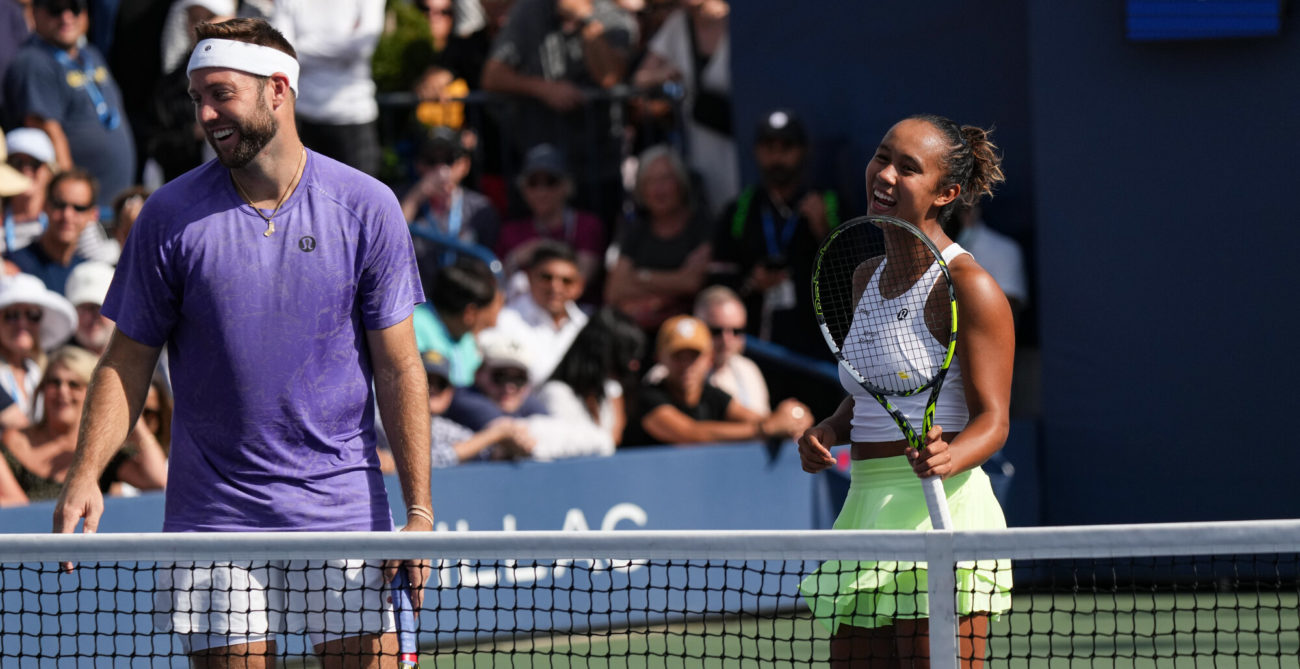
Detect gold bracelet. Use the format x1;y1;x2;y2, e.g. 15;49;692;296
406;505;434;526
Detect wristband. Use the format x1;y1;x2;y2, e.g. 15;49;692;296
406;505;434;526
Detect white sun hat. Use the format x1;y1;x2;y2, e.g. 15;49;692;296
0;273;77;349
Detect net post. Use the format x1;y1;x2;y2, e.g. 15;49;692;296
925;529;958;669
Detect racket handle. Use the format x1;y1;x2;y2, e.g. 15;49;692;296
391;570;419;667
922;475;953;530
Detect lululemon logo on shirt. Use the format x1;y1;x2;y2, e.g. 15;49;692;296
897;308;910;321
298;236;316;252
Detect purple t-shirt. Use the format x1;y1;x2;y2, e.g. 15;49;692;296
103;151;423;532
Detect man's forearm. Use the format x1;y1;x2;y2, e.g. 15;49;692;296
481;60;547;99
65;336;160;488
375;362;432;518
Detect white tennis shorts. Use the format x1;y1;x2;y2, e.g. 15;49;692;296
155;559;397;653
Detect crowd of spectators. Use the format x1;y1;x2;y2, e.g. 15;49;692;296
0;0;1029;506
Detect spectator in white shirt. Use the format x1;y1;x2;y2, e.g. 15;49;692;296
487;240;588;382
692;284;770;415
269;0;386;176
951;202;1028;324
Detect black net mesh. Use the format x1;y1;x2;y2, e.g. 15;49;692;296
3;532;1298;666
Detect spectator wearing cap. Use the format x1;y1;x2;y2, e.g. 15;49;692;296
481;0;639;225
2;128;56;256
0;273;77;420
644;284;771;415
622;314;811;448
5;169;98;294
400;128;502;271
495;143;605;288
3;0;136;211
63;260;114;355
442;328;549;438
710;108;843;362
269;0;386;176
487;239;588;383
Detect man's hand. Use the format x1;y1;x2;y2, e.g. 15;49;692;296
52;477;104;573
384;512;433;609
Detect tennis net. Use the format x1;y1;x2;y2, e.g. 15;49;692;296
1;520;1298;667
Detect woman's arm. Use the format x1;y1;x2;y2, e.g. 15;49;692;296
642;396;804;446
0;440;28;506
607;244;712;304
610;394;627;446
910;257;1014;479
642;403;763;445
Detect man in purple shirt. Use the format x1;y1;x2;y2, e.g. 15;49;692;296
52;18;432;666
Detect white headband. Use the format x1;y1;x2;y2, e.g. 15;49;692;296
187;38;299;95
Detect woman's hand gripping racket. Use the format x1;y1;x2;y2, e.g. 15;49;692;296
811;215;957;529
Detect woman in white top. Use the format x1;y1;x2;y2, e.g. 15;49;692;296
796;115;1016;667
529;308;646;459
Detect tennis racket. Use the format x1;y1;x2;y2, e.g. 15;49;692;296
811;215;957;529
391;571;419;668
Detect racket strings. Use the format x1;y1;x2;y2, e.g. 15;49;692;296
817;221;952;396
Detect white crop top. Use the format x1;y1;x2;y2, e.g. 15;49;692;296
840;243;971;442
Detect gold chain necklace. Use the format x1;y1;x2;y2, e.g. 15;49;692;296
230;148;306;237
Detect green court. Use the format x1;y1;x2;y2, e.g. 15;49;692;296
387;591;1300;668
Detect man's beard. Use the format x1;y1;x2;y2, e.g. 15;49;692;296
211;94;278;168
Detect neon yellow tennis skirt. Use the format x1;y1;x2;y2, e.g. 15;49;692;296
800;456;1013;632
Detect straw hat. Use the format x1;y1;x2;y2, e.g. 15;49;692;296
0;273;77;348
0;133;34;198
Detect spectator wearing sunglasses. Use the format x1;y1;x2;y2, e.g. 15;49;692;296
5;169;97;294
0;272;76;421
442;328;549;440
2;0;135;211
400;127;501;269
378;348;534;472
487;240;588;382
495;144;605;288
0;346;166;504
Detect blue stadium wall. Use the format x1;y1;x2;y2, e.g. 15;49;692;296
733;2;1300;524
